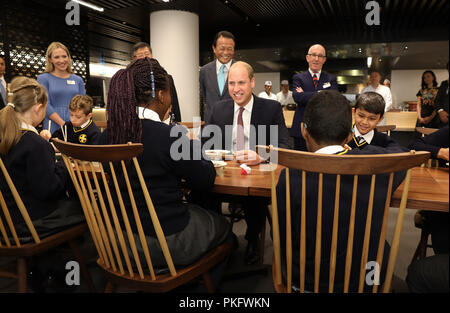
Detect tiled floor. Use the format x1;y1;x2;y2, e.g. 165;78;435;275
0;205;422;293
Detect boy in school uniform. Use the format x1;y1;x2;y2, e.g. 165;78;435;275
348;91;401;150
43;95;100;145
275;90;408;292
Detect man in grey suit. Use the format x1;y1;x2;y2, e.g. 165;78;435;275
200;31;236;123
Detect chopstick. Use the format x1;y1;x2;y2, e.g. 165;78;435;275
48;120;52;133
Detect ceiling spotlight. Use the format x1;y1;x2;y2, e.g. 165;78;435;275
71;0;104;12
162;0;170;2
404;46;408;50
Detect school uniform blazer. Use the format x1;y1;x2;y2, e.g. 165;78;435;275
408;124;449;159
347;129;405;151
99;120;216;236
51;120;101;145
204;95;291;151
0;77;9;109
290;71;338;138
168;74;182;122
0;131;68;226
275;144;407;292
200;59;235;123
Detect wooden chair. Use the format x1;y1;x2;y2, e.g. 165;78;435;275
53;139;232;293
376;125;396;136
0;158;95;292
94;120;107;132
384;112;417;131
260;146;429;293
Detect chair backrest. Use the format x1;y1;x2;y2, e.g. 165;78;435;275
283;110;295;129
92;108;106;123
385;112;417;131
260;146;429;293
53;139;177;280
376;125;396;136
0;158;40;247
415;127;438;136
94;120;107;132
415;127;439;167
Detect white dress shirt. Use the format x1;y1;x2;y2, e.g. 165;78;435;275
315;145;347;154
353;126;375;144
232;96;254;152
137;107;161;122
276;90;294;106
308;68;322;80
257;91;277;101
21;121;39;135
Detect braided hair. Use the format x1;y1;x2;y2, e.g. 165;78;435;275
106;57;169;144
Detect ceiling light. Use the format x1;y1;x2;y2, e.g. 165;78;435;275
71;0;104;12
367;57;372;68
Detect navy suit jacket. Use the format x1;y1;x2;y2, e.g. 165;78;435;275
204;95;291;151
290;71;338;138
200;60;235;123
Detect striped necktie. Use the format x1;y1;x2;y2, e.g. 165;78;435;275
313;74;318;89
236;107;245;151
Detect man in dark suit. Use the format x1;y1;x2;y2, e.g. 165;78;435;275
291;44;338;151
0;56;7;109
132;42;181;122
205;61;290;265
200;31;236;123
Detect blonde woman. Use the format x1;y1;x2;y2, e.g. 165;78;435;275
0;76;84;238
37;42;85;133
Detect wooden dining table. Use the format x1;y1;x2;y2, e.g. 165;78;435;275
213;162;449;213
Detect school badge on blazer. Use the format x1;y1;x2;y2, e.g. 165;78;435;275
78;134;87;144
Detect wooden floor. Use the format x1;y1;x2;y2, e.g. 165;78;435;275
0;204;421;293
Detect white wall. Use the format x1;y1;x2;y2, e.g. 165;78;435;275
254;72;280;96
391;69;448;107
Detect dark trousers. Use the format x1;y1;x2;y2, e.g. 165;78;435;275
293;136;307;151
406;254;449;293
242;197;268;243
187;192;268;244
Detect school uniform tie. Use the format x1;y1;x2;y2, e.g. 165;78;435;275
236;107;245;151
0;80;6;105
313;74;318;89
218;64;226;95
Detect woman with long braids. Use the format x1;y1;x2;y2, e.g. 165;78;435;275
101;58;232;289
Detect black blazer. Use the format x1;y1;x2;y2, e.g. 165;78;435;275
291;71;338;138
0;77;8;110
168;75;181;122
204;94;291;151
275;144;407;292
200;60;235;123
347;129;405;151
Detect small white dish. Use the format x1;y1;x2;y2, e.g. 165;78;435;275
211;160;227;168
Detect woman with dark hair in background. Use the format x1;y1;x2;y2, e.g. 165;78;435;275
101;57;232;290
416;70;440;128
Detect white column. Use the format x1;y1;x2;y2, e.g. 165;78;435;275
150;10;199;122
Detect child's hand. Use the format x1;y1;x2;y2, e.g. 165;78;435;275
40;130;51;141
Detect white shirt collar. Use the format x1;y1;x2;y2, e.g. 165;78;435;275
234;95;254;114
309;68;322;80
136;107;161;122
315;145;346;154
21;121;39;135
354;126;374;144
216;59;233;75
79;119;91;129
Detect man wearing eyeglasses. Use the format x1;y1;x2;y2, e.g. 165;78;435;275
290;44;338;151
200;31;236;123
